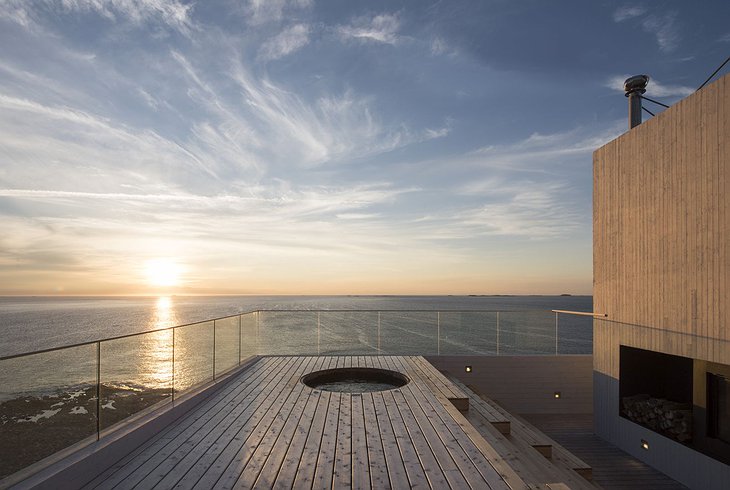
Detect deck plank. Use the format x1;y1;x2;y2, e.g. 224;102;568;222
236;358;320;488
312;392;341;489
371;391;411;489
333;393;352;489
171;356;309;489
251;357;328;488
403;356;469;410
267;387;322;489
398;357;525;490
143;356;306;489
361;392;390;489
291;390;333;489
92;356;292;490
389;357;497;489
350;394;370;490
192;356;315;489
380;389;430;488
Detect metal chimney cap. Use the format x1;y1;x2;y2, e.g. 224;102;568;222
624;74;650;96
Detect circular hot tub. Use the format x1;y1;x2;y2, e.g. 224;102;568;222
301;367;409;393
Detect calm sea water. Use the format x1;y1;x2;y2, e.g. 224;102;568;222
0;295;592;358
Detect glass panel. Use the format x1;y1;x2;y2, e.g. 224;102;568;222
0;344;97;479
215;316;239;377
379;311;438;355
99;330;173;430
173;320;214;395
257;311;318;356
557;314;593;354
240;312;258;360
497;311;555;354
318;311;379;355
439;312;498;355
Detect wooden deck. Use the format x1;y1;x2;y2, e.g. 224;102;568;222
84;356;528;489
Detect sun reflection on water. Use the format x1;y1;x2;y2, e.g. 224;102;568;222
142;329;173;389
150;296;178;330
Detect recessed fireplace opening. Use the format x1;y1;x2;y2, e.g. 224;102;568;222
619;346;693;444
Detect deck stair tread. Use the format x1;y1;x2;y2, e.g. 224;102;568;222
80;356;529;490
444;373;595;488
395;355;470;411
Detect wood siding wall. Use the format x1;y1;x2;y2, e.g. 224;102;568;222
594;73;730;372
592;74;730;489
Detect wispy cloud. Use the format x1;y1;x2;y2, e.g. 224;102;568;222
605;75;693;98
429;36;458;57
259;24;311;61
226;61;447;167
242;0;312;25
642;13;679;52
468;124;624;172
613;6;646;23
0;0;193;33
337;13;400;45
612;6;680;53
456;182;581;239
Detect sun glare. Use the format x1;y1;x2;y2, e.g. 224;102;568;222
144;259;183;287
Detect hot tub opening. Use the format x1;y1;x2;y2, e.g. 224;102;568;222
301;367;409;393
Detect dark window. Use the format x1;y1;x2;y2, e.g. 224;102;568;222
707;373;730;444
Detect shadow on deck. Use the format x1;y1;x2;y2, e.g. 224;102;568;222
524;413;688;490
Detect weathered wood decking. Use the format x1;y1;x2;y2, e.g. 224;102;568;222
84;356;527;489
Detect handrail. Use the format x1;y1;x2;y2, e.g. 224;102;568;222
552;310;607;317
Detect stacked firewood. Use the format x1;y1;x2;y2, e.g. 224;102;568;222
622;394;692;442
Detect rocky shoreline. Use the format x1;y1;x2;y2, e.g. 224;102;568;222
0;384;170;479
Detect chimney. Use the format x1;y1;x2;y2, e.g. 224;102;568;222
624;75;650;129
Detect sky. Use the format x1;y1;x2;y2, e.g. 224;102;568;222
0;0;728;296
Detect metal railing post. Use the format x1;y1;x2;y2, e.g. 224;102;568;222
96;341;101;440
555;312;559;355
437;311;440;356
377;312;381;353
317;312;321;356
213;320;216;381
171;328;175;404
496;312;500;355
238;314;242;365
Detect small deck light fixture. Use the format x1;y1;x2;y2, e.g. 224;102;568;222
465;365;472;373
641;439;650;450
553;391;561;399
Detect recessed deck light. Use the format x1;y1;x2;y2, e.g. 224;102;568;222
554;391;561;399
641;439;649;450
465;366;472;373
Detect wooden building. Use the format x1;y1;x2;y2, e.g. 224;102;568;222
593;73;730;488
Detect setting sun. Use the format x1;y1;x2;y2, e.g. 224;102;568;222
144;259;183;288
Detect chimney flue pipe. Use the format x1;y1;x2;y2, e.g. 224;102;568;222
624;75;650;129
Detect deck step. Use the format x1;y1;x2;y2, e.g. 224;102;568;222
401;356;470;411
443;372;594;488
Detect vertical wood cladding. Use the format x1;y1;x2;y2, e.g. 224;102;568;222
593;73;730;379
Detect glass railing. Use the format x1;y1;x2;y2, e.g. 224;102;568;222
254;309;593;356
0;308;592;480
